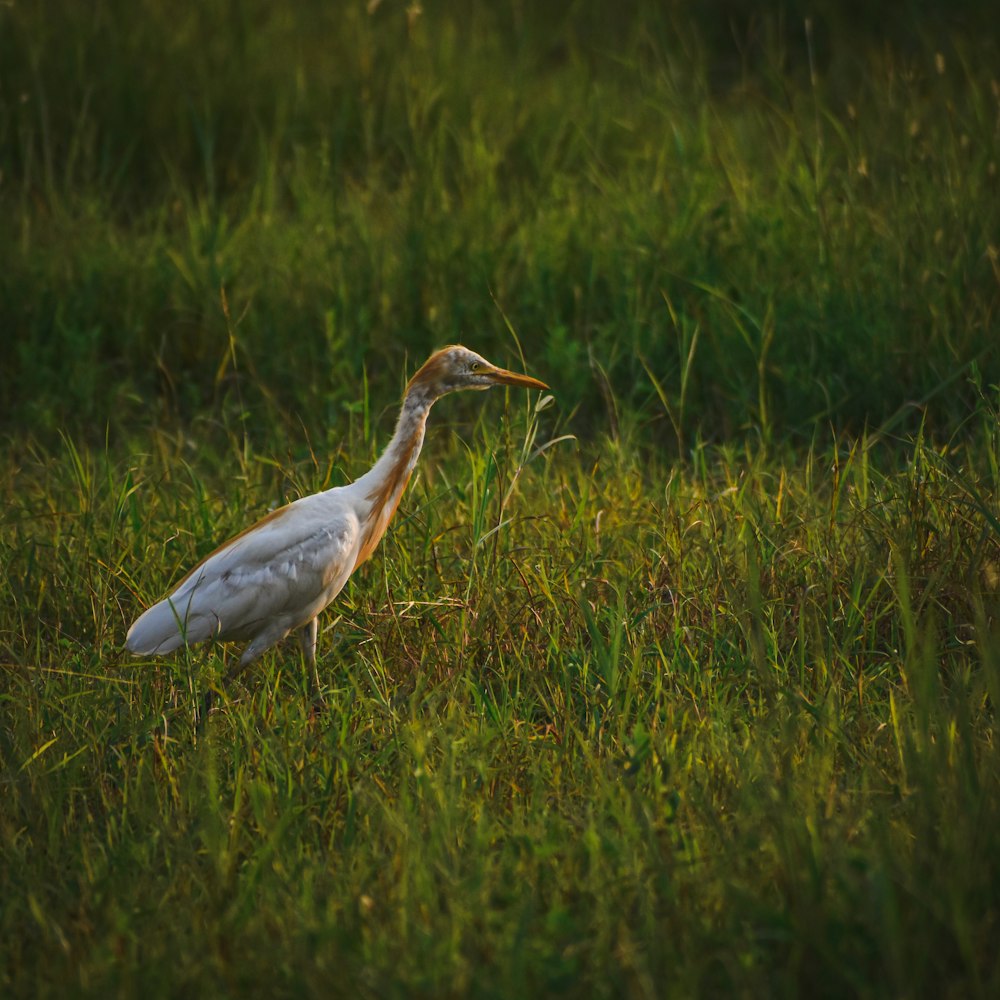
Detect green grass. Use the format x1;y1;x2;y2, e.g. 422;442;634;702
4;404;1000;995
2;1;1000;996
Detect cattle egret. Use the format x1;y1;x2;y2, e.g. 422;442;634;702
126;345;548;683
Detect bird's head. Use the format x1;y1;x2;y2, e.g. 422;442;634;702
406;345;548;399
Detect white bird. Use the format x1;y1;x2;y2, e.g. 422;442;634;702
126;345;548;682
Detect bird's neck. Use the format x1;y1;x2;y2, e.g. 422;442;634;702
350;387;435;567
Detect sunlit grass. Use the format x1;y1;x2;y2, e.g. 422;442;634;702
3;385;1000;994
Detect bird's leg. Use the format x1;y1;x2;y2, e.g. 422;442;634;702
298;617;324;704
197;686;219;731
299;616;318;664
198;620;319;720
227;642;264;682
196;643;263;724
196;645;254;725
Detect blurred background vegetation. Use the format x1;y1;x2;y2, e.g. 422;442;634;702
1;0;997;449
3;4;1000;995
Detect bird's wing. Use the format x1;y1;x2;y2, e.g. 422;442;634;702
126;492;362;655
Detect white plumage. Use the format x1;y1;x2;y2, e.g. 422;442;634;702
126;345;547;677
126;495;360;659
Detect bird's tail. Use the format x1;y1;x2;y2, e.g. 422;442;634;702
125;596;214;655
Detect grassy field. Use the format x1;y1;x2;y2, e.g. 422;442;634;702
2;1;1000;995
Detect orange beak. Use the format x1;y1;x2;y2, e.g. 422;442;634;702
486;366;549;391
